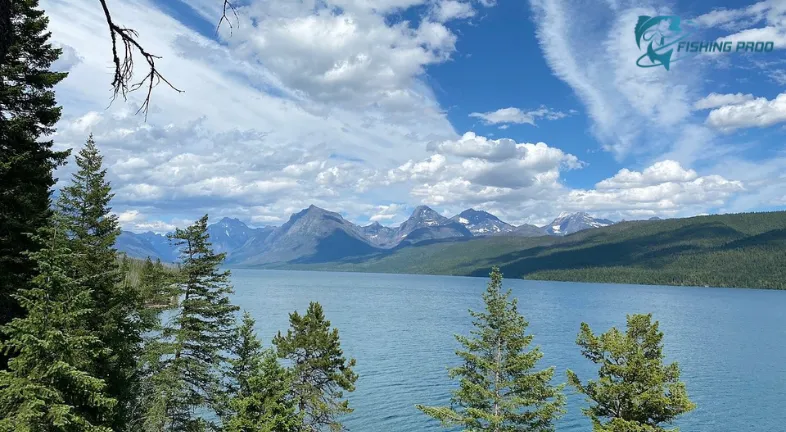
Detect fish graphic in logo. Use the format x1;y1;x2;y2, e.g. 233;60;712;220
635;15;695;70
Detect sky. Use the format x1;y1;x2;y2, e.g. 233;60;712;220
40;0;786;232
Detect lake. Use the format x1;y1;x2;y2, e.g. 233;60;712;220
229;269;786;431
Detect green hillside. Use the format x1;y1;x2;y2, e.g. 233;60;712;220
266;211;786;290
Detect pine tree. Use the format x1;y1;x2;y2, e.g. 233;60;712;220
416;267;565;431
567;314;696;432
273;302;358;432
223;312;301;432
0;217;116;431
137;257;175;329
142;215;239;431
0;0;69;369
56;134;148;429
229;312;265;398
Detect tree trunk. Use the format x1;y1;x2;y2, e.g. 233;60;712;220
493;336;501;431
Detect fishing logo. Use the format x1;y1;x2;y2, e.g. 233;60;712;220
635;15;776;71
635;15;695;70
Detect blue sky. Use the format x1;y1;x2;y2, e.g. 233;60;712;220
42;0;786;232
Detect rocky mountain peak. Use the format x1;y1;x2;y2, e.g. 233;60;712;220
452;208;513;236
546;212;614;236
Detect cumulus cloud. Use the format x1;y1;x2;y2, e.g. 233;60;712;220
562;160;745;217
39;0;765;230
596;160;698;189
369;203;406;222
432;0;476;22
41;0;488;227
694;92;755;110
224;1;462;108
427;132;518;160
52;44;82;72
390;133;584;214
469;106;571;126
705;92;786;131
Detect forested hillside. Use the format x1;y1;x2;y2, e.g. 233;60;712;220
273;211;786;289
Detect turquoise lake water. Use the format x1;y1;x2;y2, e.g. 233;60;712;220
229;269;786;431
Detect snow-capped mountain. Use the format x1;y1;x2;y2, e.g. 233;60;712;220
396;206;449;238
207;217;274;255
116;205;618;265
395;206;472;243
544;212;615;236
360;222;398;247
450;209;515;236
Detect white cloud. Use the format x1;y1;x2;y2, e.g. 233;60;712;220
224;2;460;108
715;26;786;50
426;132;518;160
771;69;786;85
694;92;755;110
43;0;489;226
705;92;786;131
432;0;476;22
369;203;406;222
387;154;448;183
391;133;584;215
40;0;770;230
596;160;698;189
528;0;704;161
693;1;779;30
563;160;745;217
116;209;143;224
469;106;570;126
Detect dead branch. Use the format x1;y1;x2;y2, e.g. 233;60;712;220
97;0;240;120
216;0;239;36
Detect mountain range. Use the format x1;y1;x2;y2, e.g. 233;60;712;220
116;205;615;265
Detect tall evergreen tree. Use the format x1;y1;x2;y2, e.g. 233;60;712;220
56;134;147;429
142;215;239;431
0;0;69;368
0;217;116;431
273;302;358;432
228;312;265;398
416;267;565;431
223;312;301;432
567;314;696;432
136;257;176;330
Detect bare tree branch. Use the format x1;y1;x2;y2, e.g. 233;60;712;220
217;0;239;36
98;0;183;120
97;0;240;120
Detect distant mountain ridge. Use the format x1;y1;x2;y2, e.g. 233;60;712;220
116;205;617;265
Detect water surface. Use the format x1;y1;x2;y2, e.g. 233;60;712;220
230;269;786;431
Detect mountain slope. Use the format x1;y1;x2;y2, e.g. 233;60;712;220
395;205;471;244
116;231;178;262
545;212;614;236
273;211;786;290
207;217;275;255
450;209;515;236
360;222;397;247
510;224;547;237
228;205;379;265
